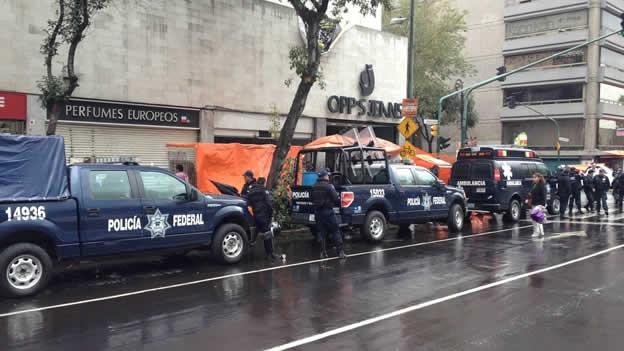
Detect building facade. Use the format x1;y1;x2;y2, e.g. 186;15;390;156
453;0;624;167
0;0;406;168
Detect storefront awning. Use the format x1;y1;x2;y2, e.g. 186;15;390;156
604;150;624;157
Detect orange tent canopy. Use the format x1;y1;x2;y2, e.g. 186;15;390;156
168;143;302;194
304;134;401;155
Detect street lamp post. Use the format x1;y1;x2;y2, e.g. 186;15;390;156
390;0;416;99
522;105;561;161
455;79;464;146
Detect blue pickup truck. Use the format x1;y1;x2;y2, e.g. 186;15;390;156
0;135;253;297
290;146;466;241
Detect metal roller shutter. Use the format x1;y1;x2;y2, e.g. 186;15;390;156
57;124;198;168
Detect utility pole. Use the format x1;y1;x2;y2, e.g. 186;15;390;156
455;79;465;147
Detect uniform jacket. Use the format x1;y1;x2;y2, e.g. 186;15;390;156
594;175;611;193
311;179;340;210
247;182;273;219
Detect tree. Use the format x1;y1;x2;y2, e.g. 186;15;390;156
267;0;391;188
384;0;476;152
38;0;111;135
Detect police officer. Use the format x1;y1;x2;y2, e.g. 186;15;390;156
241;170;255;197
568;167;583;215
614;171;624;212
582;169;595;213
593;169;611;216
557;167;572;219
247;177;283;263
311;169;347;259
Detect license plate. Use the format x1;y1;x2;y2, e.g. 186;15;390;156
467;203;475;209
309;214;315;222
476;188;486;193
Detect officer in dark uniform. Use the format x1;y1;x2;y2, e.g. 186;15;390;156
614;171;624;212
557;167;571;219
582;169;595;212
594;169;611;216
247;177;283;263
241;170;255;197
568;167;583;215
311;169;347;259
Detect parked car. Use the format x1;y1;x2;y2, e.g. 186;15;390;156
0;135;253;297
290;146;466;242
449;146;560;222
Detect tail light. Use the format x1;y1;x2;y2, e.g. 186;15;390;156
497;150;507;157
341;192;355;208
494;168;501;182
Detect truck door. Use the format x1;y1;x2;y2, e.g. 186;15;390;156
393;167;424;221
80;169;146;256
413;168;447;219
137;170;208;249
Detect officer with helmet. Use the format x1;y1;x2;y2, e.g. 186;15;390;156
311;169;347;259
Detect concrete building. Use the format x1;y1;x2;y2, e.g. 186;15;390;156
0;0;406;168
453;0;624;167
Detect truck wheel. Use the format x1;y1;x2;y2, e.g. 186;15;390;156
504;199;521;222
212;223;248;264
0;243;53;298
362;211;387;242
447;204;465;232
547;196;560;215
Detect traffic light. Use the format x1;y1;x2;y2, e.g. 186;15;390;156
430;125;438;137
439;136;451;150
496;66;507;82
505;95;517;109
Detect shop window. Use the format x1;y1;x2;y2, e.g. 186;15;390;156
0;121;25;134
89;171;132;201
504;84;583;105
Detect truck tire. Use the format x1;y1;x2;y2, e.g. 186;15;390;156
212;223;248;264
504;199;521;222
362;211;387;242
0;243;53;298
447;204;465;232
547;196;560;215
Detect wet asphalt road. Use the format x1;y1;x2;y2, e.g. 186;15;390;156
3;207;624;350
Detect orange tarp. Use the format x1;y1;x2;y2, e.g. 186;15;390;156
304;135;401;155
411;153;452;184
192;143;302;194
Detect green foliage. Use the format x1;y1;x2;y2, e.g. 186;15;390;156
268;104;282;140
272;157;296;229
36;76;65;110
384;0;476;126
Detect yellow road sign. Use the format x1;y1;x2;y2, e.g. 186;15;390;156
399;141;418;159
398;117;418;139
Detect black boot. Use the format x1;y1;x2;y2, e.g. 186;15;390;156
320;239;328;259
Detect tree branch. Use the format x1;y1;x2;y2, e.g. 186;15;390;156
65;0;90;96
44;0;65;80
288;0;313;20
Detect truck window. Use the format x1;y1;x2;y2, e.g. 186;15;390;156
89;171;132;200
414;169;437;186
394;168;417;186
140;171;187;200
471;163;492;180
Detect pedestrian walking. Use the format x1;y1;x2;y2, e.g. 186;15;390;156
247;177;283;263
175;164;189;182
594;169;611;216
568;167;583;215
614;171;624;212
241;170;255;197
582;169;595;212
529;173;547;238
311;169;347;259
557;167;571;219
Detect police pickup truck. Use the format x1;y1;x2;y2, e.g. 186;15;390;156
0;135;252;297
290;146;466;242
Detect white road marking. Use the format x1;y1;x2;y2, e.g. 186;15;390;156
0;225;532;319
548;220;624;226
534;231;586;242
264;243;624;351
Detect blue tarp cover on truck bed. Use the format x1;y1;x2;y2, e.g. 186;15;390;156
0;134;69;202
